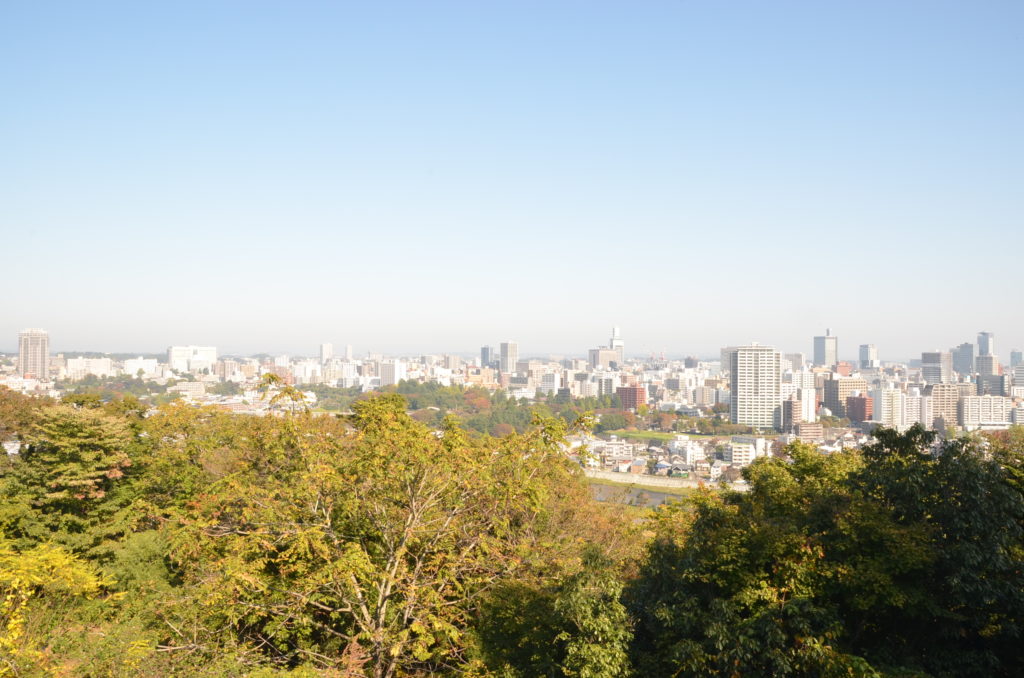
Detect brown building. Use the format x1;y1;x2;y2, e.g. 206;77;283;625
846;394;873;424
616;386;647;411
823;376;868;418
927;383;961;431
781;395;803;433
796;422;824;442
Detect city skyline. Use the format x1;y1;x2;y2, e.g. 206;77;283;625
2;325;1023;366
3;2;1023;357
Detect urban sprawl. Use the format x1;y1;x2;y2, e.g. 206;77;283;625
6;327;1022;486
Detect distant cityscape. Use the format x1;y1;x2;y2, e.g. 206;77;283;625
5;326;1024;484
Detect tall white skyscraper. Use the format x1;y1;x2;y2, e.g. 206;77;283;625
344;344;353;361
18;328;50;380
499;341;519;374
728;343;782;430
319;343;333;364
813;329;838;367
609;326;624;364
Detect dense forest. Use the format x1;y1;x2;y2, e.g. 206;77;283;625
0;386;1023;677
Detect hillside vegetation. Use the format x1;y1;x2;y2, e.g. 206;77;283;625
0;387;1022;677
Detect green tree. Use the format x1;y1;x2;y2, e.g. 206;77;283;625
628;429;1024;677
0;405;137;554
169;394;596;677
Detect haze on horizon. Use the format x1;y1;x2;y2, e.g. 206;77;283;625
2;2;1022;361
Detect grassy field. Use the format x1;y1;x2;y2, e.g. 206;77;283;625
602;429;678;441
587;476;696;498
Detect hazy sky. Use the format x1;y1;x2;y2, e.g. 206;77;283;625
2;1;1022;360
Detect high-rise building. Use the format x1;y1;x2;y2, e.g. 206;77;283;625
616;385;647;411
846;393;873;424
823;376;868;417
859;344;879;369
978;331;995;357
976;354;999;377
499;341;519;374
728;344;781;430
379;360;406;387
928;384;961;432
871;388;907;431
781;395;803;433
480;345;495;368
1011;350;1023;368
921;351;952;385
18;328;50;379
319;343;333;364
952;343;974;376
589;348;619;370
609;326;624;364
813;329;838;368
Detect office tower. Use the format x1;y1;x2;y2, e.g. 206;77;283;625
859;344;879;369
719;346;739;378
480;345;495;368
609;326;625;364
823;376;868;417
499;341;519;374
952;343;974;376
1012;350;1023;368
975;355;1006;395
18;328;50;379
921;351;952;384
344;344;353;361
728;344;781;430
319;343;333;364
813;329;838;368
976;354;998;377
784;353;806;370
978;331;995;357
589;348;619;370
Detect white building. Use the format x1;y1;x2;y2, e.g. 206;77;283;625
959;395;1011;429
167;346;218;374
500;341;519;374
539;372;561;395
871;388;907;431
725;436;770;466
18;328;50;380
65;357;115;380
379;360;407;387
668;435;706;465
859;344;879;369
124;356;159;378
728;344;781;430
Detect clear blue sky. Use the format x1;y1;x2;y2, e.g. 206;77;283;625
2;1;1021;360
